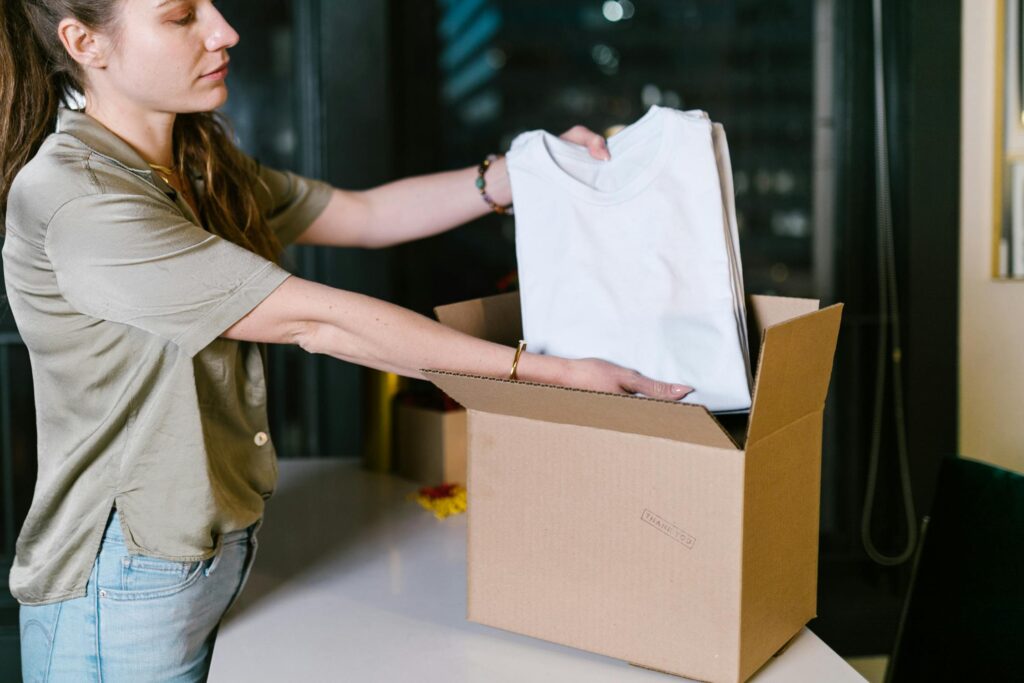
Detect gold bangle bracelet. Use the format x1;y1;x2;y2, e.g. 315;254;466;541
509;340;527;380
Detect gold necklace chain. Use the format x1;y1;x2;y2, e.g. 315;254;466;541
147;163;177;185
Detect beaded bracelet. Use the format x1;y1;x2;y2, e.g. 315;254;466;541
477;153;514;216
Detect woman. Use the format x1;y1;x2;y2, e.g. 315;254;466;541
0;0;692;680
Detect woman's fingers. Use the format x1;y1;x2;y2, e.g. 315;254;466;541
559;125;611;161
564;358;692;400
618;369;693;401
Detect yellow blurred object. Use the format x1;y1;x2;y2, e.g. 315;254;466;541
409;483;467;520
604;123;626;138
362;370;402;473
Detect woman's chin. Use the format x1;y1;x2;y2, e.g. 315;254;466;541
181;88;229;114
206;85;229;109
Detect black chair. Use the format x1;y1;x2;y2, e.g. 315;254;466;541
886;456;1024;681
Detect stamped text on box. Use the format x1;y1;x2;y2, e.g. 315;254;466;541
642;509;696;549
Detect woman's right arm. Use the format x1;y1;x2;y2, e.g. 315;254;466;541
222;276;692;400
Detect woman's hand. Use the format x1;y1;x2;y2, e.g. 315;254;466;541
564;358;693;400
478;125;609;207
559;125;611;161
518;353;692;401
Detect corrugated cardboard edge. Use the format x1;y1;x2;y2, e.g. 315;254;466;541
422;370;740;451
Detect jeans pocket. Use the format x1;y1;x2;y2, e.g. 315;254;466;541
104;554;206;601
20;601;63;683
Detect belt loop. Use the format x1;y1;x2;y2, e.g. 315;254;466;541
250;517;263;544
204;535;225;577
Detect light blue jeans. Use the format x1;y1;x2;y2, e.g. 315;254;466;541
19;510;259;682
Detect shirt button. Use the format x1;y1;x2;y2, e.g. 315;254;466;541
254;431;269;447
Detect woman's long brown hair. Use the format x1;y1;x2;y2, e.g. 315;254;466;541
0;0;283;262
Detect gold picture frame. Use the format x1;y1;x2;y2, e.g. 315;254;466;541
995;0;1024;279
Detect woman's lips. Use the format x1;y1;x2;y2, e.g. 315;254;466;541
201;64;229;80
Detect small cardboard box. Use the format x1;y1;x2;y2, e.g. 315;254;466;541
426;291;843;683
394;401;468;485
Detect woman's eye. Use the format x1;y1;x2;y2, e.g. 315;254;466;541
173;10;195;26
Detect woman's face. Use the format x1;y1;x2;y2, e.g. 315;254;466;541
91;0;240;114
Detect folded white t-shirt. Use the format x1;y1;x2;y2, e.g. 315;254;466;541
508;105;751;412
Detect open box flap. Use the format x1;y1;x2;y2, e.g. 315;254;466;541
422;370;740;450
745;303;844;445
434;292;522;346
748;295;821;337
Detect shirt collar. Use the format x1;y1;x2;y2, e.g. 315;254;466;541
56;107;155;175
55;107;186;202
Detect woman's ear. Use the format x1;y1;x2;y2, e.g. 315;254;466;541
57;18;111;69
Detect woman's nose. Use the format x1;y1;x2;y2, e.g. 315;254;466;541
204;8;240;51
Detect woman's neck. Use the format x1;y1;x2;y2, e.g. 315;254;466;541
84;96;178;169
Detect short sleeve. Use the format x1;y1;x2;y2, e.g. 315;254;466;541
45;193;291;358
254;161;333;247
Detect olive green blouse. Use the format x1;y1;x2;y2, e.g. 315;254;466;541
2;108;332;605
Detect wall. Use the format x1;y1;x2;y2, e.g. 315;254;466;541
960;1;1024;474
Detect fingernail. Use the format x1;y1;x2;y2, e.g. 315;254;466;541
671;385;687;395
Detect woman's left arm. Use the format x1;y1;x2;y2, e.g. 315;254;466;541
295;126;610;249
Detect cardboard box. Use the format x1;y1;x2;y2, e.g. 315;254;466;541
426;291;842;683
394;401;468;485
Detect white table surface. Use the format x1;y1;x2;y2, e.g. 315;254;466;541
210;459;865;682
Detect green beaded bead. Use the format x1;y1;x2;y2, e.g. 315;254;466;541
475;177;486;189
